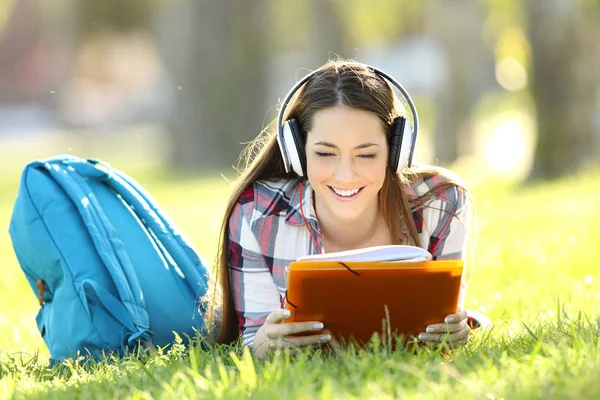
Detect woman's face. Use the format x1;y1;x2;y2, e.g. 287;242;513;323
305;105;388;223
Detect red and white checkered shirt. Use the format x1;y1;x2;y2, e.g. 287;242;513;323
228;174;472;346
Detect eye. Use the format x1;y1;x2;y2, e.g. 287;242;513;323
358;154;378;159
315;152;335;158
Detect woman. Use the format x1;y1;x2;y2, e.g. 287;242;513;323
206;59;482;358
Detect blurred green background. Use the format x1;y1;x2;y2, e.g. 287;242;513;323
0;0;599;358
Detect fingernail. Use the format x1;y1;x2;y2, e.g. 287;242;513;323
418;334;428;341
426;327;435;333
445;317;454;323
283;310;291;318
313;322;324;330
320;334;331;342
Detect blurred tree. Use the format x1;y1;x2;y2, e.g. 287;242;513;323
0;0;17;31
310;0;351;62
269;1;309;52
0;0;43;104
156;0;270;170
333;0;417;46
526;0;598;180
427;0;494;165
75;0;153;37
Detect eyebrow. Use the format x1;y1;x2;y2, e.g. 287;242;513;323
313;141;381;150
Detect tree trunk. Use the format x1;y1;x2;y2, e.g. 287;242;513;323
0;0;42;104
155;0;270;171
427;0;493;166
526;0;597;181
310;0;351;63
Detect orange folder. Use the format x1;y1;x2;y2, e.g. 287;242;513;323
284;260;463;345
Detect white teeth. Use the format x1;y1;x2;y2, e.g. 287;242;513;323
331;187;360;197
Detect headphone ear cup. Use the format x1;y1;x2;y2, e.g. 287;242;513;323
389;116;415;173
398;118;414;171
282;119;306;176
388;117;406;173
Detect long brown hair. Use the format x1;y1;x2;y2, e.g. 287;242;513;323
204;59;468;344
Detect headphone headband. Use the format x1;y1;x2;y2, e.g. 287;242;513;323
276;63;419;175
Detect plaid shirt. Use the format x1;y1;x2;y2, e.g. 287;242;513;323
228;174;472;347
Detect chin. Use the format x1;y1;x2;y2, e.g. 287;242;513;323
330;209;364;222
314;184;378;221
325;199;370;221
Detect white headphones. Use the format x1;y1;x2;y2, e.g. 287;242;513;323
276;63;419;177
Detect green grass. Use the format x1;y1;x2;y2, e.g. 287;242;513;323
1;160;599;399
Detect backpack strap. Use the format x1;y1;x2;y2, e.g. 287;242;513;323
109;172;208;297
114;169;209;277
37;158;153;349
84;160;209;300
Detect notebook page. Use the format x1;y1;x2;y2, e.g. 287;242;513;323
296;245;432;263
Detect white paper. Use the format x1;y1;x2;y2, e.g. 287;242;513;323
296;245;432;263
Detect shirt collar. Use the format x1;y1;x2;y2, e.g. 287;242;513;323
285;179;319;228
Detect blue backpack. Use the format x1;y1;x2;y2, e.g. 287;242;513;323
8;155;213;362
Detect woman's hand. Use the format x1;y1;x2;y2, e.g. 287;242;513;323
417;308;470;347
252;309;332;358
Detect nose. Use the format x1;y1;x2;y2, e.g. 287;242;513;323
334;155;358;182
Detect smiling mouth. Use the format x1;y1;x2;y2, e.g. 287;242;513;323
328;185;365;198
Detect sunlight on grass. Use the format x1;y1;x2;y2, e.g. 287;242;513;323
0;154;599;399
